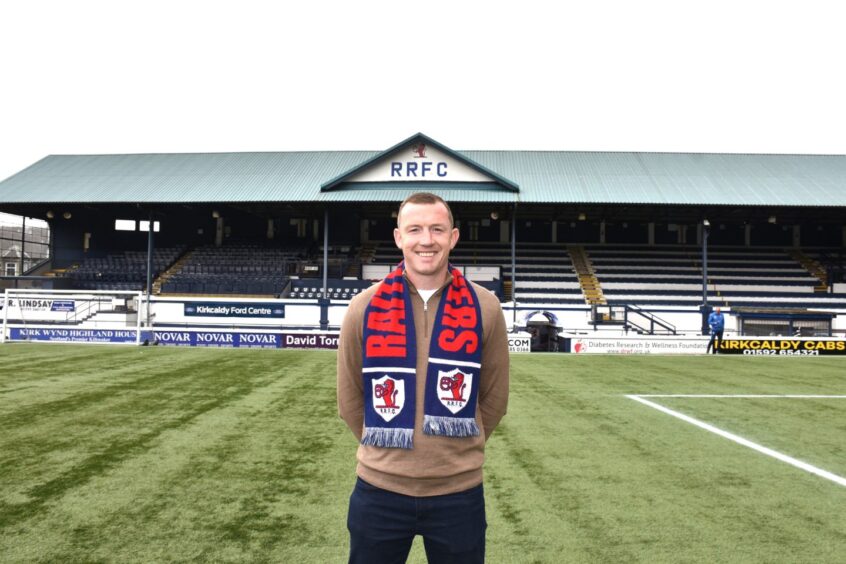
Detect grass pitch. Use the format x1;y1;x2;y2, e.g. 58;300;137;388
1;344;844;563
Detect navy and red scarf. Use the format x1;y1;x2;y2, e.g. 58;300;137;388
361;263;483;449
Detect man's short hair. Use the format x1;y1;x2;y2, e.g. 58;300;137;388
397;192;454;228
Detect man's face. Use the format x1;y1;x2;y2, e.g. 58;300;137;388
394;201;459;288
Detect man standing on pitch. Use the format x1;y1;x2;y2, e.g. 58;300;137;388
337;192;509;563
706;306;725;354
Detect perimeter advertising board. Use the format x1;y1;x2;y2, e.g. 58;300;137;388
508;334;531;353
9;327;139;343
2;298;77;321
717;338;846;355
183;302;284;318
5;327;338;348
565;336;846;355
567;337;708;354
153;330;339;349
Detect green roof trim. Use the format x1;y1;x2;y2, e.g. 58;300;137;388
319;132;520;193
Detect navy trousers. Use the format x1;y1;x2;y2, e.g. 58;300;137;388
707;329;724;354
347;477;486;564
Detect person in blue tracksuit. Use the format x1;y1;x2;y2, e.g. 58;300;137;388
706;307;725;354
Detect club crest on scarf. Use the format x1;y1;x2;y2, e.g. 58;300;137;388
371;375;405;422
437;368;473;414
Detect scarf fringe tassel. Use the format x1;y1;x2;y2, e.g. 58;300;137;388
361;427;414;449
423;415;480;437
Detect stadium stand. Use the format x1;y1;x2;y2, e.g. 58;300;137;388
286;278;372;300
57;240;846;310
588;245;846;308
65;242;361;298
67;246;185;291
159;243;302;295
800;247;846;286
369;241;582;304
2;133;844;338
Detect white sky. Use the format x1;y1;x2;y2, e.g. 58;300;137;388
1;0;845;190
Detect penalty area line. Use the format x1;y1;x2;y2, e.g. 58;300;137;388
626;394;846;488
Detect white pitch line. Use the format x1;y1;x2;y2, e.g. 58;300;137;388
638;394;846;399
626;394;846;488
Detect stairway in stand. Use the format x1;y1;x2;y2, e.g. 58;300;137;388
567;245;606;305
153;249;195;294
788;249;829;293
346;242;378;278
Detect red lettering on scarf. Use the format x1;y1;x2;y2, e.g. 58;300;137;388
364;273;408;357
379;280;404;295
450;284;475;306
366;334;407;357
438;329;478;354
370;296;405;310
442;304;477;329
366;309;405;332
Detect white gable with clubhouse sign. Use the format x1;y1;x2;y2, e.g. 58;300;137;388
345;141;493;183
